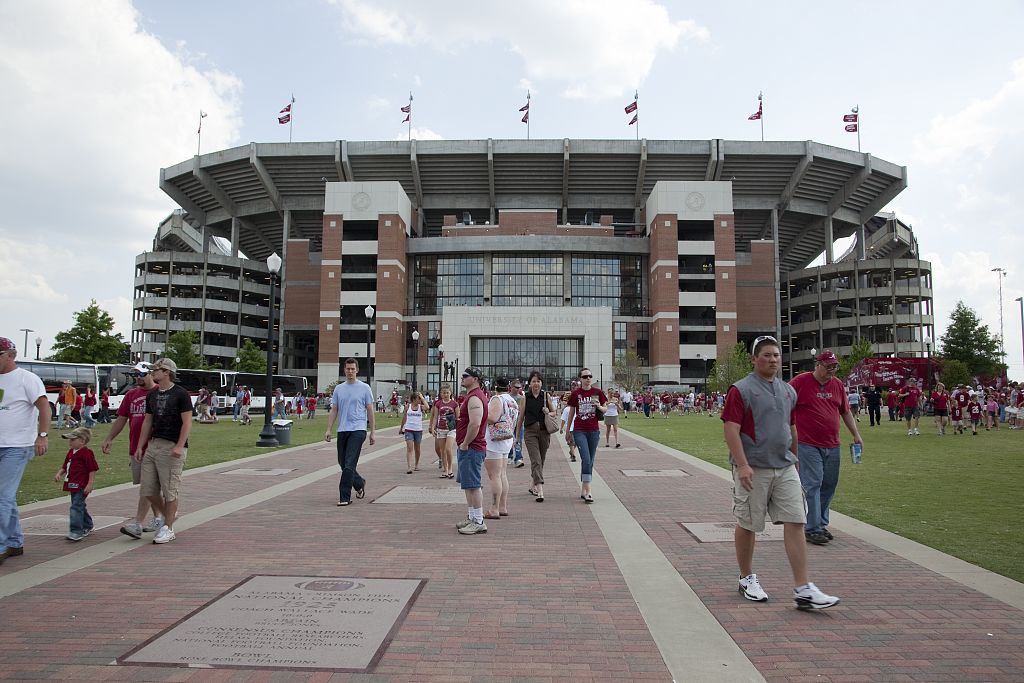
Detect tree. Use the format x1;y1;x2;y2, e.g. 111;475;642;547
939;358;971;389
164;329;206;369
707;343;752;393
613;350;645;392
51;300;127;363
838;337;874;380
939;301;1005;376
236;338;267;373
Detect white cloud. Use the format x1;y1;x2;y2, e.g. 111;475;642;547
329;0;708;100
395;127;445;141
366;96;391;110
0;239;72;305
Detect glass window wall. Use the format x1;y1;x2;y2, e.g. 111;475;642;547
570;255;645;315
492;255;563;306
471;337;582;390
413;255;484;315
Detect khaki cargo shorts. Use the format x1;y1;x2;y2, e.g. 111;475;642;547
732;464;806;532
140;438;187;502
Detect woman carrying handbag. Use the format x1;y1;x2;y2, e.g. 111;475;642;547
516;370;558;502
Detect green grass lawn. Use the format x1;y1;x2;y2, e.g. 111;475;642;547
620;412;1024;583
17;413;402;506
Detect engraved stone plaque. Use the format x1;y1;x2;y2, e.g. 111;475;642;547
120;575;424;672
223;468;294;476
681;521;784;543
606;446;641;452
621;469;690;477
372;486;465;504
22;514;123;535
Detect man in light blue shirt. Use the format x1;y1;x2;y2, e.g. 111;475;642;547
324;358;375;506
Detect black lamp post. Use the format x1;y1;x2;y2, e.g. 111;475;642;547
410;328;420;393
365;305;375;388
35;336;42;361
697;352;708;391
256;252;282;447
437;344;444;393
924;335;932;389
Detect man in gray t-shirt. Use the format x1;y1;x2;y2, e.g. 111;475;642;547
324;358;376;506
721;336;840;610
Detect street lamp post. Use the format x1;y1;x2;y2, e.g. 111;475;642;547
410;328;420;393
697;353;708;391
364;305;375;388
924;336;932;388
437;344;444;393
993;267;1007;360
1016;297;1023;378
35;336;42;361
256;252;283;448
154;348;162;363
19;329;33;355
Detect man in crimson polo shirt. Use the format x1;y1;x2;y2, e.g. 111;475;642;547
898;377;924;435
790;350;862;545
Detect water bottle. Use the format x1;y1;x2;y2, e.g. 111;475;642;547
850;442;862;464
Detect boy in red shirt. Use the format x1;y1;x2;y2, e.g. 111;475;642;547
950;401;965;435
53;427;99;541
306;394;317;419
968;396;984;435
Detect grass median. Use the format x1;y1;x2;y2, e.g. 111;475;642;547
17;413;402;506
620;411;1024;583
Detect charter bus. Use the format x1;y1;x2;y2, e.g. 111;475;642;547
174;369;308;413
19;360;135;417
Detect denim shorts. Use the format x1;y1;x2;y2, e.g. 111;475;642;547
457;448;485;489
404;430;423;443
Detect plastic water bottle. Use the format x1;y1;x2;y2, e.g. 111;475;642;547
850;442;862;464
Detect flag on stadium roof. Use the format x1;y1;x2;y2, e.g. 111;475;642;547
747;93;762;120
628;114;638;125
845;123;858;132
278;114;291;124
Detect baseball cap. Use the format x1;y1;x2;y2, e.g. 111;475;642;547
815;350;839;365
0;337;15;354
462;366;483;380
131;362;152;375
151;358;178;373
62;427;92;444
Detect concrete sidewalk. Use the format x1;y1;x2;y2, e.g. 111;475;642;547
1;426;1022;682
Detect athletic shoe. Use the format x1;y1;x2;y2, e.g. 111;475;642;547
152;526;176;544
570;454;577;462
515;460;525;468
821;528;834;541
793;583;840;610
82;528;92;537
907;429;913;436
142;516;164;533
66;532;84;542
457;520;487;535
913;428;920;435
455;517;474;529
120;521;143;539
805;530;829;545
738;574;768;602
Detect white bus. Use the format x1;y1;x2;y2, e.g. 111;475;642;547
19;360;134;417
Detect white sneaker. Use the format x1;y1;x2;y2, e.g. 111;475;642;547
793;582;840;610
738;574;768;602
152;525;176;544
913;428;920;435
907;429;913;436
457;520;488;535
142;516;164;533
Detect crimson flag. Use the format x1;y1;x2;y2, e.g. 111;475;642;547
748;103;762;120
280;103;292;114
402;114;410;123
624;100;638;114
400;104;412;113
843;113;858;122
522;110;529;124
519;103;530;112
628;114;638;125
845;123;858;132
278;114;291;124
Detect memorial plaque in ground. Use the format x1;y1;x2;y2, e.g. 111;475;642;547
22;514;123;535
120;575;424;672
681;521;785;542
223;468;294;476
372;486;465;504
620;469;690;477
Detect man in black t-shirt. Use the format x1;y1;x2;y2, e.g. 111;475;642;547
135;358;193;544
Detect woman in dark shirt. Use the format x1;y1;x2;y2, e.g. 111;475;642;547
516;371;556;502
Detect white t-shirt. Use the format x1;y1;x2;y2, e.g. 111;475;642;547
0;367;46;447
560;406;578;431
622;391;633;404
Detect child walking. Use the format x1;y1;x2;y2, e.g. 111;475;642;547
54;427;99;541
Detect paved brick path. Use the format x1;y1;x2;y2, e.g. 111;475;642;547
1;424;1022;681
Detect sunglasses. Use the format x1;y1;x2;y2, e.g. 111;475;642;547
580;374;593;379
461;373;471;379
751;335;779;352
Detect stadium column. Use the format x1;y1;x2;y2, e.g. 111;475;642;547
824;216;834;264
713;213;738;359
278;210;290;370
647;212;680;384
373;212;409;397
317;215;343;389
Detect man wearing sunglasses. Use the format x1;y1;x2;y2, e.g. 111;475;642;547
455;367;489;535
722;336;840;610
790;350;863;546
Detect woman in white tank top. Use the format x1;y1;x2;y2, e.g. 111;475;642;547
400;393;426;474
483;378;519;519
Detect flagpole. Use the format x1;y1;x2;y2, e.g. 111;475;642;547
408;92;413;141
635;91;639;141
759;92;764;142
855;104;861;152
289;94;294;143
197;110;207;156
527;91;531;140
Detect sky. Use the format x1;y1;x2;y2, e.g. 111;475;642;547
1;0;1022;374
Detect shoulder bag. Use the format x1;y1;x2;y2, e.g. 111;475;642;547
542;391;560;434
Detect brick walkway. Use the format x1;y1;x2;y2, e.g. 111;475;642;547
1;424;1022;682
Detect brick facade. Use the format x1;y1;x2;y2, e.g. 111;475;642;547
713;213;738;358
373;213;407;367
317;216;343;364
648;213;679;369
735;240;778;333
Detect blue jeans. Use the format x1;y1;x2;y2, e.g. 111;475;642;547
69;491;93;535
797;443;841;532
274;404;286;420
336;430;367;503
573;431;600;483
510;425;524;463
0;446;34;550
82;405;96;427
56;403;70;428
233;402;241;420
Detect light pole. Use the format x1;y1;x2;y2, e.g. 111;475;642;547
155;348;162;363
437;343;444;393
18;329;33;355
1016;297;1023;378
257;252;282;447
924;336;932;389
697;352;708;391
35;336;42;361
364;305;375;388
993;267;1006;360
410;328;420;393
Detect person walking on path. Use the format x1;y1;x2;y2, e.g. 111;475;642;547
886;387;899;422
81;384;98;428
103;363;163;539
559;391;578;462
455;367;489;535
930;382;951;435
134;358;193;545
399;392;426;473
324;358;375;506
53;427;98;542
56;380;77;429
483;377;518;519
233;386;244;422
864;384;882;426
789;350;863;546
98;387;111;424
517;371;555;502
508;380;526;468
621;389;632;418
429;384;459;479
722;336;840;610
238;386;253;426
0;336;50;566
898;378;924;435
565;368;607;504
604;390;622;448
846;386;861;423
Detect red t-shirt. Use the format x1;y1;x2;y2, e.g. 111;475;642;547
968;402;983;419
900;387;922;409
568;387;608;433
456;387;488;452
951;403;963;421
61;447;99;493
955;392;969;408
117;385;158;458
83;389;97;407
931;391;949;411
434;398;458;431
789;372;850;448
